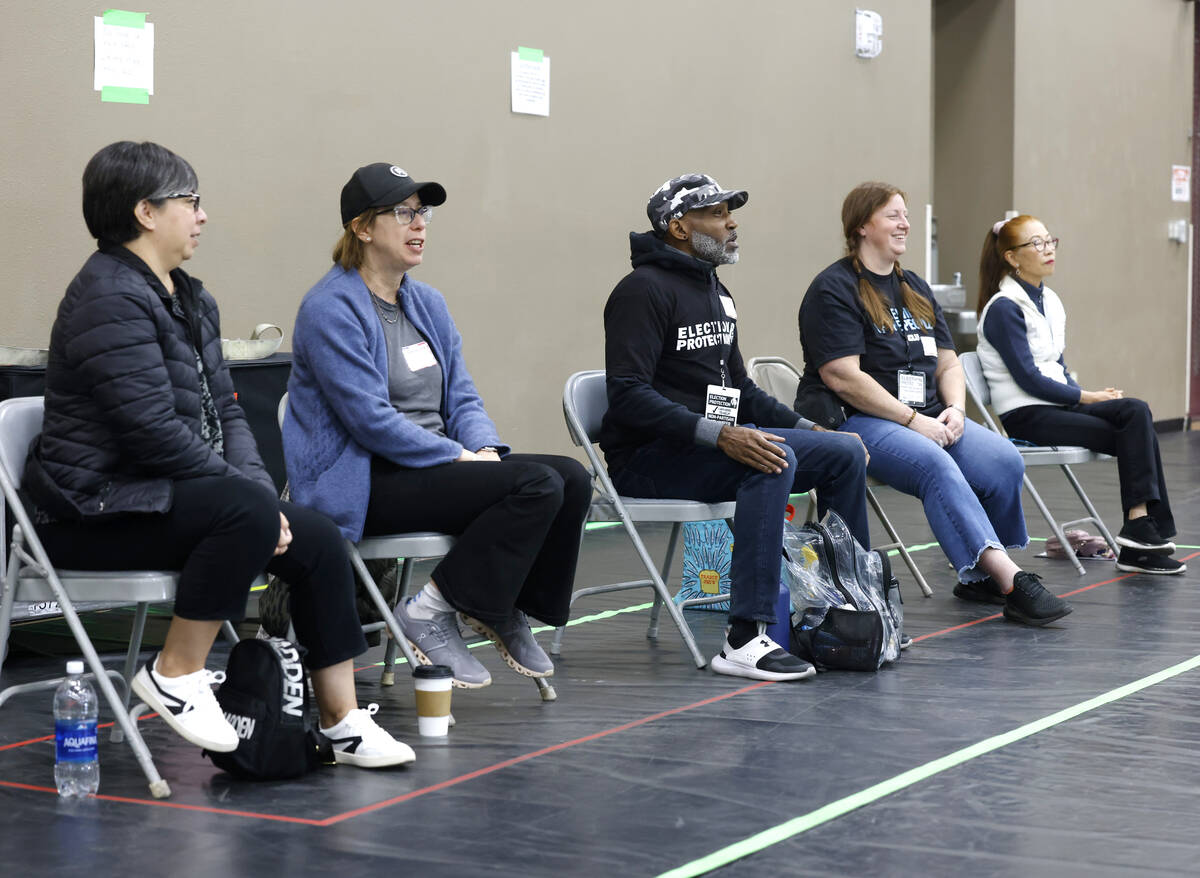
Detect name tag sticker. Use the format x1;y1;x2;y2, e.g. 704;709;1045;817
921;336;937;357
401;341;438;371
705;384;740;425
896;370;925;406
719;295;737;319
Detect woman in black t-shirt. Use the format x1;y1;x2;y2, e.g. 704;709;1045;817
797;182;1072;626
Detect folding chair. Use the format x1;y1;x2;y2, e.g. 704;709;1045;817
275;394;555;701
959;351;1118;575
746;356;933;597
0;397;178;798
552;370;737;669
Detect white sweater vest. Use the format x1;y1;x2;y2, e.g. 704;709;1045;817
975;275;1068;416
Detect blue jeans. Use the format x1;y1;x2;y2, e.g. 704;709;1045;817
840;414;1027;582
610;427;869;624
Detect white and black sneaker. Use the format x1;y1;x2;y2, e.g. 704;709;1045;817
1116;548;1186;575
320;704;415;768
710;624;816;681
131;653;239;752
1116;516;1175;554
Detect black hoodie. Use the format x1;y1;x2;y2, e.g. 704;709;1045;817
598;231;807;471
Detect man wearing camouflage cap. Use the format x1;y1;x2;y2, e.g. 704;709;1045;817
598;173;871;681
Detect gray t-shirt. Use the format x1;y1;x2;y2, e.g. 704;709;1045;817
372;293;446;436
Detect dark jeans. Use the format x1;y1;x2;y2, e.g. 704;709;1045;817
363;453;591;627
1001;397;1175;537
34;476;366;670
610;428;869;625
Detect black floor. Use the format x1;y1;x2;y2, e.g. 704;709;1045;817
4;433;1200;877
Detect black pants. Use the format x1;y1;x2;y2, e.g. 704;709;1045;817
34;476;366;670
364;454;591;627
1001;397;1175;538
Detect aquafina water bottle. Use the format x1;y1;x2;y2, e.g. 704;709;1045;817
54;660;99;797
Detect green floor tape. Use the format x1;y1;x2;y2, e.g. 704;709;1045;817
658;652;1200;878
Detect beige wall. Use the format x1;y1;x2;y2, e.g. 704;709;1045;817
934;0;1193;420
1011;0;1193;419
933;0;1015;298
1;0;932;454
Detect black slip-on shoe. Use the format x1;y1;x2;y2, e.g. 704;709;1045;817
1116;516;1175;554
1116;548;1186;575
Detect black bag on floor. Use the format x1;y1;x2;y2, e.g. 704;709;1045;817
783;512;903;671
203;636;332;780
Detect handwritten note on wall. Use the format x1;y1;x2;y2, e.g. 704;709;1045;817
94;9;154;104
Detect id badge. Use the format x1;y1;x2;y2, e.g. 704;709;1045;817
705;384;740;425
896;370;926;406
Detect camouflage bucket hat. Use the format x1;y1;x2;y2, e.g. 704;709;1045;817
646;173;748;232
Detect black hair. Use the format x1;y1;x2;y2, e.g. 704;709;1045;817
81;141;198;244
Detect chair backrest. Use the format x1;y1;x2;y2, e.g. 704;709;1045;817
0;396;44;492
746;356;802;406
563;370;608;446
958;351;991;408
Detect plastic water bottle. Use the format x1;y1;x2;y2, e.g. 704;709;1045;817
54;660;99;797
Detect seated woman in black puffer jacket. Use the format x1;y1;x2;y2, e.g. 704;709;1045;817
22;141;412;769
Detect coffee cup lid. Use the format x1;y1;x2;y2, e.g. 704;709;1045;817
413;664;454;679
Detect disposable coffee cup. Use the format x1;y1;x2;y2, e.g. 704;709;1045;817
413;665;453;736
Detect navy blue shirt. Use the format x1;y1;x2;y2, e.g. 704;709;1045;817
799;258;953;415
980;276;1080;407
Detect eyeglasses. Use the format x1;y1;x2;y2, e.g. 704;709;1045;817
1013;235;1059;253
378;204;434;226
159;191;201;212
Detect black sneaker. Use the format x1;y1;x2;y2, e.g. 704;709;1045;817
1116;548;1186;575
953;576;1007;606
1116;516;1175;554
1002;572;1073;626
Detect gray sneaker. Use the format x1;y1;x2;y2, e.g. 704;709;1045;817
461;610;555;678
395;600;492;689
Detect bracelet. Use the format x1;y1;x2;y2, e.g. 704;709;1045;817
477;446;497;454
903;408;917;427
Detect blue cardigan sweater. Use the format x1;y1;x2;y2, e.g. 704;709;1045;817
284;265;507;540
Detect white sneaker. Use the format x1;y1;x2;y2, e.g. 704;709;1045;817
709;626;816;682
321;704;415;768
131;654;239;752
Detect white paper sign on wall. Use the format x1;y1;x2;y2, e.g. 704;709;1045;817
855;9;882;59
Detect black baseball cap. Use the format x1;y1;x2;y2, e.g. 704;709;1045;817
340;163;447;226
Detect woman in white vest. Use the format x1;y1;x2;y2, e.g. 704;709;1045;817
976;215;1182;575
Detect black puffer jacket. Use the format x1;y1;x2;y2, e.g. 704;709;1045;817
24;246;274;519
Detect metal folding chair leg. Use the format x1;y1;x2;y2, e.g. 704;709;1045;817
644;523;683;639
379;557;414;687
58;592;171;798
1060;464;1119;554
1022;474;1085;576
866;487;933;597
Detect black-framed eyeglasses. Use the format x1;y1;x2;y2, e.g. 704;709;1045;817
159;191;201;212
378;204;434;226
1013;235;1059;253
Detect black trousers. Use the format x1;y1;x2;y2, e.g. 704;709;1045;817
34;476;366;670
1001;397;1175;538
363;453;591;627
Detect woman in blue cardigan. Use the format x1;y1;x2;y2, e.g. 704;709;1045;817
284;163;590;689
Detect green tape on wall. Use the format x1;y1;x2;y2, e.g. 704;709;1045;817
101;9;146;28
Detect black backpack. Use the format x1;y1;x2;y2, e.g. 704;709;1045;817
203;636;332;780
